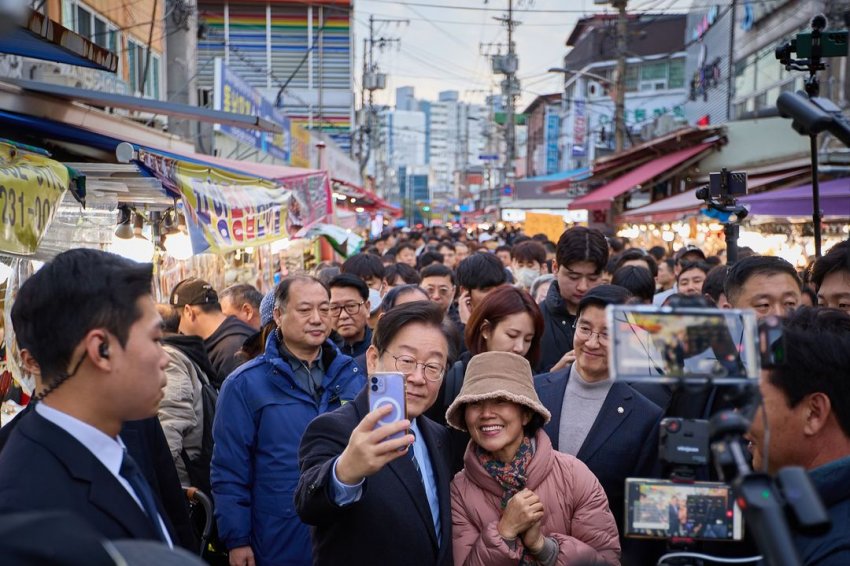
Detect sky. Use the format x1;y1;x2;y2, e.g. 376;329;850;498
352;0;694;110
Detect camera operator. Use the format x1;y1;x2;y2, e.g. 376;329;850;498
745;306;850;564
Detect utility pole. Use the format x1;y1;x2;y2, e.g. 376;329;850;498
492;0;520;206
359;15;407;195
726;0;737;121
612;0;628;153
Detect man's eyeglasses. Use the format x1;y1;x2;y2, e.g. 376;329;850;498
388;352;445;382
573;323;609;345
329;301;365;317
424;286;454;298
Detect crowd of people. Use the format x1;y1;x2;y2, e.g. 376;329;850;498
0;225;849;566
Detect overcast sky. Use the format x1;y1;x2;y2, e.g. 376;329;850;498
352;0;693;109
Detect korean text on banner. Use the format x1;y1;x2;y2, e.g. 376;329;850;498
524;211;566;243
137;150;331;254
0;142;68;255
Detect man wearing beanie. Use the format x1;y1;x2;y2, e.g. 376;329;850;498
535;284;662;563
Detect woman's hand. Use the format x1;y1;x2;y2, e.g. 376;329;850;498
497;489;544;540
521;521;545;554
550;349;576;372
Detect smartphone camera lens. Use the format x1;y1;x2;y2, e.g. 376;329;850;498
371;384;378;392
371;377;378;384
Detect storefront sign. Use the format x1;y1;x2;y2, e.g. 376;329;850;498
290;122;312;168
137;150;331;254
688;5;720;42
545;110;560;174
0;142;69;255
572;100;587;157
524;211;567;242
213;58;291;163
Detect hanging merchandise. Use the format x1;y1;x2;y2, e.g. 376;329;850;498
0;141;82;256
136;149;332;255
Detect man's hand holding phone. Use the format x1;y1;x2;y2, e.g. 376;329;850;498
336;405;413;485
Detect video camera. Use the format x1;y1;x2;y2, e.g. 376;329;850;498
608;305;831;565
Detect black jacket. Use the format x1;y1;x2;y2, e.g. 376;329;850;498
537;280;577;373
204;316;255;388
0;411;183;544
335;325;373;360
295;390;453;566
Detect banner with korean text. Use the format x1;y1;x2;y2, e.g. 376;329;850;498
137;149;331;254
0;142;69;256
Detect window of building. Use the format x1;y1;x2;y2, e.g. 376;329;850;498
668;59;685;89
624;65;639;92
128;39;162;99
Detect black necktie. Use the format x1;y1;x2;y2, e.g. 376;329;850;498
119;450;168;542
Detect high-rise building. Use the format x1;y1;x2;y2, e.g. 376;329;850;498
396;86;417;111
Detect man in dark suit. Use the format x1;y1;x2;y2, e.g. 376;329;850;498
296;302;453;566
0;249;176;545
535;285;663;561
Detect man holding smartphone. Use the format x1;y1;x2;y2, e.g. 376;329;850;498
296;302;453;566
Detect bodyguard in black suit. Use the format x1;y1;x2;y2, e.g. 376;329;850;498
0;410;176;541
296;302;453;566
0;250;175;546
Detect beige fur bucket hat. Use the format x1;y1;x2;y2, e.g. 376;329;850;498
444;351;551;432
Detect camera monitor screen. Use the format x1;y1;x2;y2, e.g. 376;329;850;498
607;306;760;384
625;479;743;541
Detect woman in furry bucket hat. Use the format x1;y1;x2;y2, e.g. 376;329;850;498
447;351;621;566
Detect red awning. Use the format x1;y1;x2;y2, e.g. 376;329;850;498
335;180;402;217
569;143;715;211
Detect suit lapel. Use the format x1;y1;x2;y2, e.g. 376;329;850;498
576;382;634;462
536;369;569;449
386;441;438;549
24;412;162;540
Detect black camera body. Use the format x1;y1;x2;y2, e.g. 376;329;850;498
660;418;711;468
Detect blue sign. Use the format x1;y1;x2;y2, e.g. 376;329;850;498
213;58;291;163
479;154;500;161
544;111;560;174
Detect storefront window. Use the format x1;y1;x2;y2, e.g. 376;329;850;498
669;59;685;89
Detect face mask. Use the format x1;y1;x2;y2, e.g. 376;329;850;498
515;267;540;289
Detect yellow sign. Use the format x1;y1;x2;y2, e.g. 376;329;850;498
0;143;69;256
290;122;312;168
524;211;566;243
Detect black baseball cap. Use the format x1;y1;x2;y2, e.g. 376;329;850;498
674;245;707;263
170;278;218;307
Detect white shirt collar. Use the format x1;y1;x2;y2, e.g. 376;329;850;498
35;402;125;479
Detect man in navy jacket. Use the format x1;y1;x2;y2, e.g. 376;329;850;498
211;275;363;566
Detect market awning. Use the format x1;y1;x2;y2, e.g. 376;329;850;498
514;167;591;197
569;143;715;211
739;178;850;217
0;10;117;72
333;180;402;217
5;78;282;133
618;167;812;223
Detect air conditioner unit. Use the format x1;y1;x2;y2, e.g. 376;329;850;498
587;80;604;97
30;62;84;88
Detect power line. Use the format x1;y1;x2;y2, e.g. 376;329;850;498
360;0;690;13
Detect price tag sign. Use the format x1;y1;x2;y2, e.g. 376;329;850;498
0;143;69;255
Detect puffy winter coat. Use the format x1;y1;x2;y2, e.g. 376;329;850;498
211;332;364;566
451;429;621;566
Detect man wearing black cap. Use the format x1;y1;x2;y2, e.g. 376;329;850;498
170;278;255;388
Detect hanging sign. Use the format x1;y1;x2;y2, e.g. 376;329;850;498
0;142;69;256
137;149;331;254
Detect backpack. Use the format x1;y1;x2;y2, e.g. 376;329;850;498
181;365;218;496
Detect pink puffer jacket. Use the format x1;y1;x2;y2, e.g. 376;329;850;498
451;429;621;565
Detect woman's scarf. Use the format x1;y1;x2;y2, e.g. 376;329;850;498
475;435;534;509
